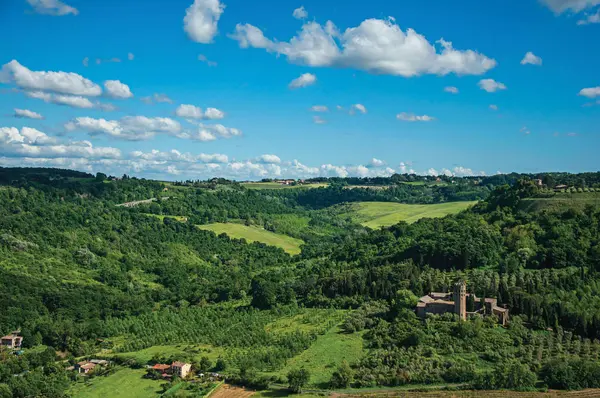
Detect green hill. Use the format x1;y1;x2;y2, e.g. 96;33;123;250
340;201;478;229
196;223;304;255
519;192;600;213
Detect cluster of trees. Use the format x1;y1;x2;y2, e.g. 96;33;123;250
347;307;600;390
0;346;68;398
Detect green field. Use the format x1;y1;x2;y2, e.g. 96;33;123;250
241;182;328;190
341;201;478;229
273;325;365;388
70;368;163;398
197;223;304;255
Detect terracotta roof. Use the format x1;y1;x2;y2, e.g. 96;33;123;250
1;335;16;340
431;300;454;305
418;295;434;303
80;363;96;370
152;364;171;371
172;361;188;367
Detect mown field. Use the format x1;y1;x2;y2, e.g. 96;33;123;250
241;182;328;190
340;201;478;229
69;368;163;398
196;223;304;255
274;326;365;388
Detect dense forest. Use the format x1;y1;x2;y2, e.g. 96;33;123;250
1;167;600;397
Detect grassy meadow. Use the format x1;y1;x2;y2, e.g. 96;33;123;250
340;201;478;229
69;368;163;398
197;223;304;255
274;326;365;388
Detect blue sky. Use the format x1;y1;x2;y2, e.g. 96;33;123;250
0;0;599;180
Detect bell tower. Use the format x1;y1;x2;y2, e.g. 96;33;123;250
453;281;467;321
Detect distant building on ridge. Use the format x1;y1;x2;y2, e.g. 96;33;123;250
416;281;509;325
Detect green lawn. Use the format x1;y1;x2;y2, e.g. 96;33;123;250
69;368;163;398
273;326;366;388
341;201;478;229
241;182;328;190
197;223;304;255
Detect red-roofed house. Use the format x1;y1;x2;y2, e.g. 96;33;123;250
75;361;97;374
152;364;171;372
171;361;192;379
1;332;22;350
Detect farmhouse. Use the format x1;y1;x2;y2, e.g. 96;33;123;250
75;361;97;374
416;281;509;325
1;332;23;350
150;362;192;379
172;361;192;379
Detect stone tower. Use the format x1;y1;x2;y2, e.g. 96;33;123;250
453;281;467;321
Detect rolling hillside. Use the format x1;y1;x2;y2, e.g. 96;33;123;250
519;192;600;213
196;223;304;255
340;201;478;229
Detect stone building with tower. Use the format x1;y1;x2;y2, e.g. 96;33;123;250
416;281;509;325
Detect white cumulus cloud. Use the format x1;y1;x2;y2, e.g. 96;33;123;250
14;109;43;119
293;6;308;20
175;105;225;119
178;123;242;141
396;112;434;122
176;104;204;119
578;9;600;24
230;18;496;77
65;116;182;141
369;158;385;167
478;79;507;93
204;107;225;119
579;86;600;98
0;60;102;96
350;104;367;114
1;126;121;160
184;0;225;44
521;51;543;66
140;93;173;104
289;73;317;89
257;154;281;164
26;0;78;16
25;90;96;109
104;80;133;99
540;0;600;14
